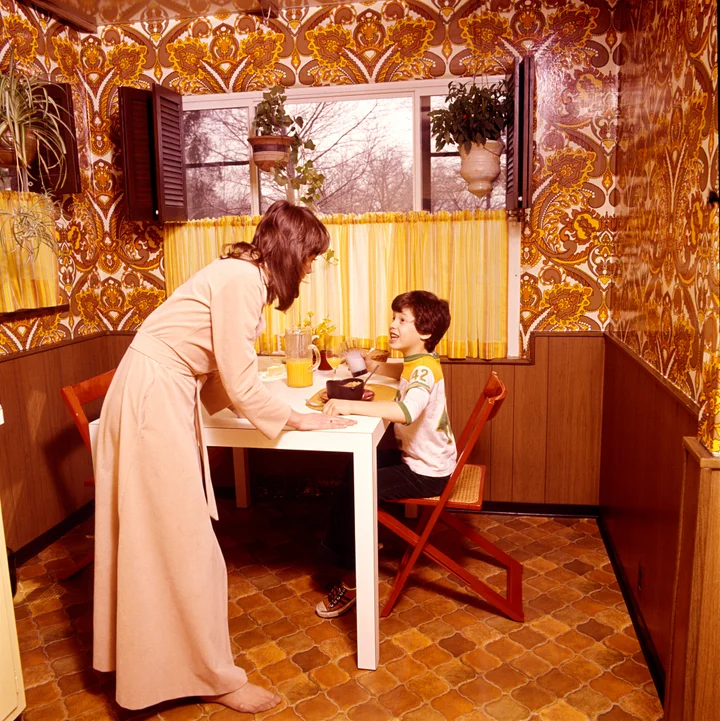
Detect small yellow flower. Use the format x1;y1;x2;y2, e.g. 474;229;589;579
301;312;336;350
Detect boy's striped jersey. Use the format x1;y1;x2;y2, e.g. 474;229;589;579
394;353;457;477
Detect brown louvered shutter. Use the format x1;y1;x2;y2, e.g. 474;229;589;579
153;84;187;222
519;56;535;209
506;57;535;209
29;82;81;195
505;61;520;209
119;86;157;221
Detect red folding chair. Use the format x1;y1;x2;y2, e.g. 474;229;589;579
57;369;116;581
378;371;524;621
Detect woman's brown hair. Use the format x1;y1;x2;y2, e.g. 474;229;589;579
221;200;330;311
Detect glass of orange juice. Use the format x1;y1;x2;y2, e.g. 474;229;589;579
325;335;344;371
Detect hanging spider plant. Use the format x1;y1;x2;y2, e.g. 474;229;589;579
0;47;69;259
0;48;69;190
0;190;57;261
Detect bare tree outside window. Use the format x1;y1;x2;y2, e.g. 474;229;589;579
184;108;251;219
259;98;414;215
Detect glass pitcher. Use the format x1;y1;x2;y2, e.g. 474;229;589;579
285;328;320;387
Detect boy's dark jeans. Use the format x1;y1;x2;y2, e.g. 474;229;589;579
321;448;449;571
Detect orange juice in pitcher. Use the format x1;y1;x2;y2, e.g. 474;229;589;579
286;358;314;387
285;328;320;388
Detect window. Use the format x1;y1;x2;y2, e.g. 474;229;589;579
184;108;252;219
181;76;523;217
125;66;534;357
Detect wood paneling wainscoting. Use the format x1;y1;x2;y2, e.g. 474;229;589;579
599;335;699;702
443;333;604;505
664;439;720;721
0;332;134;551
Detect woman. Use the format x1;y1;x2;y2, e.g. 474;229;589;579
93;201;355;714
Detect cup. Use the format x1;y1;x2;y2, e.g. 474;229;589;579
285;328;320;388
345;348;367;377
325;335;344;370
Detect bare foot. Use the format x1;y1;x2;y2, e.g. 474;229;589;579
202;682;281;714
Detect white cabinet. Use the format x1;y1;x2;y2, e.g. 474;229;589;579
0;403;24;721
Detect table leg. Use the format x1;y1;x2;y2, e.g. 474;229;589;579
353;439;379;670
232;448;251;508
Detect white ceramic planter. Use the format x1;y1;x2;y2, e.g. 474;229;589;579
459;140;503;198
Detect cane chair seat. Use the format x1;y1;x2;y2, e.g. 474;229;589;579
391;464;486;509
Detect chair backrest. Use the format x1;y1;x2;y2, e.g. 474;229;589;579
60;369;116;452
456;372;507;458
434;372;507;506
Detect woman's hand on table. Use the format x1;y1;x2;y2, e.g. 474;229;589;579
287;409;356;430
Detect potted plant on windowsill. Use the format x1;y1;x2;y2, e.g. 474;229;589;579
249;85;325;209
429;80;510;199
0;48;68;259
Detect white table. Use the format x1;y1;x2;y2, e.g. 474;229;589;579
204;369;394;670
90;367;396;671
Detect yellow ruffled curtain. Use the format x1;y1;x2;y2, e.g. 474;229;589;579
0;191;59;313
165;210;508;359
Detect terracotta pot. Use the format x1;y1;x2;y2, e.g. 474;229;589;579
459;140;503;199
248;135;292;172
0;128;37;168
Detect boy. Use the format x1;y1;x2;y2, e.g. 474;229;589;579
317;290;456;617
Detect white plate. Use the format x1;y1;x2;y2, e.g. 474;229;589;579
258;368;286;381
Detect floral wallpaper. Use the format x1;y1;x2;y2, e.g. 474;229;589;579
0;0;619;356
612;0;719;452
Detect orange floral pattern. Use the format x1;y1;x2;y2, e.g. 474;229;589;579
107;43;147;85
613;0;719;452
0;13;37;63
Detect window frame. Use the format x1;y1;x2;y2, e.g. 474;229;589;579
182;77;507;216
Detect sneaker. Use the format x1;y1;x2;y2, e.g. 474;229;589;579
315;582;357;618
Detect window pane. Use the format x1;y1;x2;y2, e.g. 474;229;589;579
186;166;252;218
259;98;413;214
428;95;506;211
184;108;251;219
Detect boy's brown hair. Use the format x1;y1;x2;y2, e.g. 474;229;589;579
222;200;330;311
392;291;451;352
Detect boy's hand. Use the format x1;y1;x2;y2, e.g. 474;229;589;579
365;358;379;374
323;399;354;416
360;349;389;363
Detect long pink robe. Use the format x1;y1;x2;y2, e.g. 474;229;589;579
93;258;291;710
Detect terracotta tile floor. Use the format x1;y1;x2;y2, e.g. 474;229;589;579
13;499;665;720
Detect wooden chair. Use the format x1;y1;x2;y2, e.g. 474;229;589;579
378;371;524;621
56;368;116;580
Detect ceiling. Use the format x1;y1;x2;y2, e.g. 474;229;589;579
30;0;330;32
